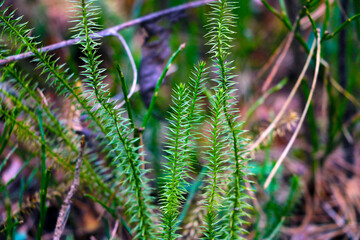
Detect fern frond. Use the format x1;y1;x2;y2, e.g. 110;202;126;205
0;67;120;210
70;0;102;39
220;118;251;239
206;0;237;93
0;0;127;214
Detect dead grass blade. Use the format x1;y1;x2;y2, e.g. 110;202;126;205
248;38;316;152
264;29;321;189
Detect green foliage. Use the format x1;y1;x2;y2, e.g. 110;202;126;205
206;1;251;238
160;83;191;239
203;90;227;239
0;0;252;239
159;62;206;239
71;1;154;238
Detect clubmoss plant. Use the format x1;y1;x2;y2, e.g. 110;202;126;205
0;0;252;238
204;1;251;239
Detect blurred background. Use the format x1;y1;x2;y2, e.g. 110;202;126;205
1;0;360;239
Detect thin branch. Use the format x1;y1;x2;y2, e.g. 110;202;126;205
0;0;214;65
111;31;137;110
264;29;321;189
321;13;360;42
0;144;18;173
116;64;135;129
53;135;86;240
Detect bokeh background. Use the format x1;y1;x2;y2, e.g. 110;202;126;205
1;0;360;239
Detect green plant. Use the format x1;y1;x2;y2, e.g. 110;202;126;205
0;0;251;239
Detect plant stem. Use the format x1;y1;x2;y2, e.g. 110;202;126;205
35;107;52;240
142;43;185;128
322;13;360;42
117;64;135;130
53;136;86;240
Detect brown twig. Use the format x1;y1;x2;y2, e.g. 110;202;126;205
53;135;86;240
0;0;214;65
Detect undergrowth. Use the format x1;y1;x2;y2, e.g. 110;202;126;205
0;0;251;239
1;0;359;238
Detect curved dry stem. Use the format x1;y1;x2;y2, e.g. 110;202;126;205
264;29;321;189
248;38;317;152
111;31;138;109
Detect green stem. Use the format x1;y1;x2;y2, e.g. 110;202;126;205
0;116;15;156
246;78;287;121
321;13;360;42
35;108;51;240
260;0;309;52
322;0;330;37
142;43;186;128
117;64;135;130
3;187;13;239
305;8;318;36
